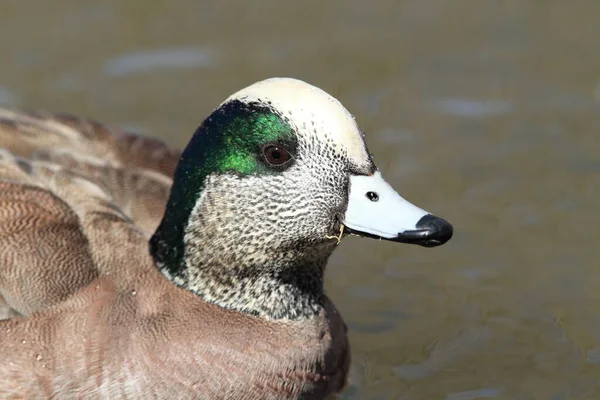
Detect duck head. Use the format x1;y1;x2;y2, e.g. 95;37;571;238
150;78;452;320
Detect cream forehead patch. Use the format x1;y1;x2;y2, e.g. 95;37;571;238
225;77;371;167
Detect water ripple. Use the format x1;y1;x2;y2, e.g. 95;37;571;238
103;47;216;77
428;97;512;118
444;388;502;400
0;87;17;105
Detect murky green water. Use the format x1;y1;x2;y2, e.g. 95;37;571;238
2;1;600;398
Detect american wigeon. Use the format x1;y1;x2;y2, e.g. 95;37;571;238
0;78;452;399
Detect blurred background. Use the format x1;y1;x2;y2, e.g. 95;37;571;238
2;1;599;399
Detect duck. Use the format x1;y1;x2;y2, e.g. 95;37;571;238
0;77;452;399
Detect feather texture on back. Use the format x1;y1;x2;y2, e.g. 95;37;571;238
0;105;349;399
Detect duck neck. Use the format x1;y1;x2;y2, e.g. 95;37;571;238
151;220;332;321
156;249;328;321
184;256;326;320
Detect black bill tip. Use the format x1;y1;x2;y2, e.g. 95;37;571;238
394;214;453;247
343;214;453;247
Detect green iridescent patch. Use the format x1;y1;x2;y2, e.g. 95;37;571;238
215;111;290;173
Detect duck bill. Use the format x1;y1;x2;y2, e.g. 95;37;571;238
342;171;453;247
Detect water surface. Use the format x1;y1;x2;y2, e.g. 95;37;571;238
2;1;599;398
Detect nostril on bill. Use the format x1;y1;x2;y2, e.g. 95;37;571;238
366;191;379;202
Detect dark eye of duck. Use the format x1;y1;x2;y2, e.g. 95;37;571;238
263;145;292;166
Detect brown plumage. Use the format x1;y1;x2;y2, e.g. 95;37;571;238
0;108;176;315
0;106;349;398
0;77;453;399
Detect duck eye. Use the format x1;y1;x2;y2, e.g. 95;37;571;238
263;145;291;166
